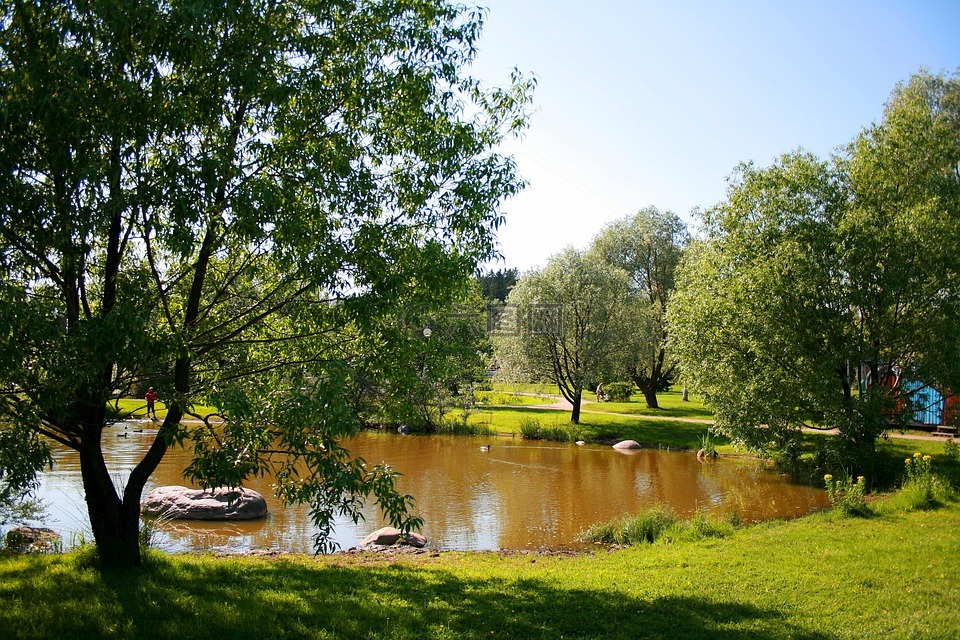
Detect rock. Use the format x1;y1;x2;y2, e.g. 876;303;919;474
361;526;427;548
5;526;61;553
141;486;268;521
575;440;586;446
405;531;428;548
397;425;411;434
612;440;641;450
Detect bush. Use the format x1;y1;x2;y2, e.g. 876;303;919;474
824;473;871;516
603;382;634;402
882;452;957;512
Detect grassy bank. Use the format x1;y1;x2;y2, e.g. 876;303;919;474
2;502;958;639
466;406;719;450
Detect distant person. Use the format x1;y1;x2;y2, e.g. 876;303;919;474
596;383;604;402
144;387;157;420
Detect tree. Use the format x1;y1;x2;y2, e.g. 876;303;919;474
668;71;960;475
477;267;519;302
590;207;689;408
356;283;490;431
494;248;629;424
0;0;533;567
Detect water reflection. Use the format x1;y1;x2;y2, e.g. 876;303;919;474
31;427;829;553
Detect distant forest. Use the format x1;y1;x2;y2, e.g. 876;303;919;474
477;268;519;302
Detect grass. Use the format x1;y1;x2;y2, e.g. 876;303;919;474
486;381;558;396
109;398;220;421
473;390;554;406
580;506;739;545
2;501;958;639
584;388;714;420
465;406;721;450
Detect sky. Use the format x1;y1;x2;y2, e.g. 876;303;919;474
467;0;960;273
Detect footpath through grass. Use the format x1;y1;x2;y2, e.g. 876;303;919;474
2;502;958;639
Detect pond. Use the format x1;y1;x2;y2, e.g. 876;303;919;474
31;426;829;553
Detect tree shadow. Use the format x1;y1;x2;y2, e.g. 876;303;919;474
78;555;837;640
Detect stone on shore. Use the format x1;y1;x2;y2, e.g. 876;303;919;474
141;485;268;521
5;526;60;553
360;526;427;548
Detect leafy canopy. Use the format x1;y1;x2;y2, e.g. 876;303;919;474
669;70;960;470
0;0;533;560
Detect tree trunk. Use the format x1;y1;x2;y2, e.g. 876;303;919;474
640;386;660;409
79;422;143;567
79;405;181;568
570;390;582;424
681;386;688;402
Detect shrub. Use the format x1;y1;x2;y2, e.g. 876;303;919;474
882;452;957;512
944;439;959;464
518;417;542;439
603;382;634;403
824;473;871;516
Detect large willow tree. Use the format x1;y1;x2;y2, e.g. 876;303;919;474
669;71;960;475
0;0;532;567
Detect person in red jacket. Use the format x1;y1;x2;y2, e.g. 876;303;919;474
144;387;158;420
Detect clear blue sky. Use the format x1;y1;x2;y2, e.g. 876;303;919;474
469;0;960;272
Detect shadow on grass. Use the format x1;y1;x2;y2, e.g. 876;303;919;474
9;554;831;640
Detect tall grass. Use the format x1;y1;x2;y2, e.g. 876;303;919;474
435;418;495;436
876;451;959;514
580;506;739;546
517;416;583;443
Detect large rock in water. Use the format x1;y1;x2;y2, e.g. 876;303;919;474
361;526;427;548
612;440;641;450
141;486;268;520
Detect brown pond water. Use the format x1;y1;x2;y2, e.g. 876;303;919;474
32;425;829;553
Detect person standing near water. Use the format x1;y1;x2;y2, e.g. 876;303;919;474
144;387;157;420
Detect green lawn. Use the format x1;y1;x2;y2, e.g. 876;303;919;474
473;390;554;406
584;389;713;420
2;501;957;639
109;398;220;421
465;406;718;450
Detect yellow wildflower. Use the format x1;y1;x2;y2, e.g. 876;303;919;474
914;452;922;458
905;458;912;464
824;474;833;481
923;455;932;462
